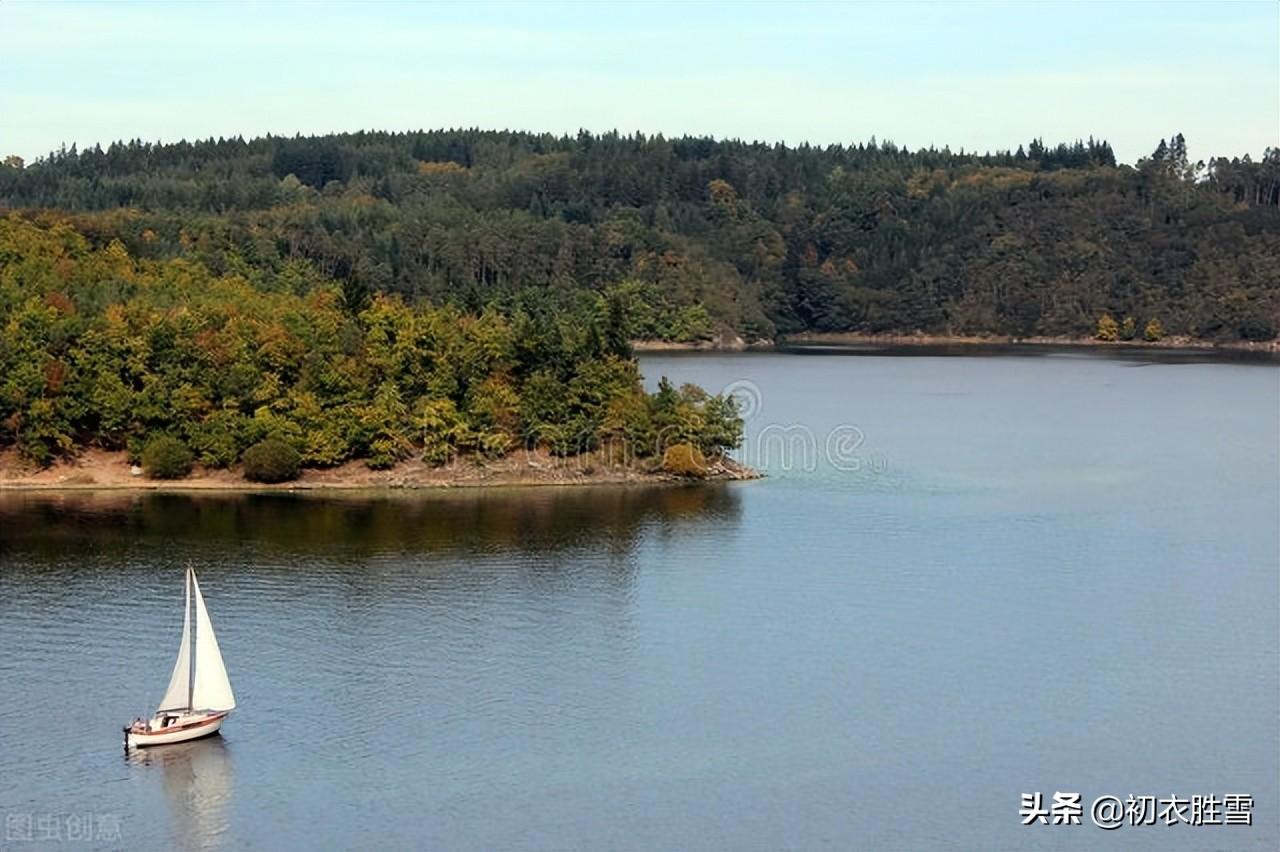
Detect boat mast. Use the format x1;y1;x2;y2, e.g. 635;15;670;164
186;566;196;712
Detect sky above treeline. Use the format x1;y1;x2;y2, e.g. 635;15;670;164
2;1;1277;166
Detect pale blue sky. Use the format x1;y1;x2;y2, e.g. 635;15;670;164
2;1;1276;165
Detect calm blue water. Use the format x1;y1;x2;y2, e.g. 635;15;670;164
1;350;1276;850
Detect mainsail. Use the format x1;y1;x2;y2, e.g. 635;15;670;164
190;571;236;711
155;568;236;713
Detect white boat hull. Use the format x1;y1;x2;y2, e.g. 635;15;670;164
125;712;228;749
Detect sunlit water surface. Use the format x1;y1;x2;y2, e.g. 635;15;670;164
1;350;1276;850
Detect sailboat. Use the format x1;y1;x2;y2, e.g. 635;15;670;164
124;567;236;749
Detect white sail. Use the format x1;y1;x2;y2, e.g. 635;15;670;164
190;572;236;712
156;568;193;712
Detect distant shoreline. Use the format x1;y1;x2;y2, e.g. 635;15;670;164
0;448;761;493
634;333;1280;356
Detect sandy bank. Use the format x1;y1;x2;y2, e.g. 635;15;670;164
0;448;761;493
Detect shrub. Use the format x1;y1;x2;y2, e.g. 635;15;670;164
661;442;707;477
1143;318;1165;342
1095;313;1120;342
241;438;302;483
475;429;514;459
1120;315;1137;341
142;436;194;480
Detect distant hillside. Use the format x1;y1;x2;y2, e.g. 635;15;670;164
2;129;1278;342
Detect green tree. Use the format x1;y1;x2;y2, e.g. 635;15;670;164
361;381;414;469
417;398;466;465
697;393;744;457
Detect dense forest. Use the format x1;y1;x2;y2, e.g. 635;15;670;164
0;217;741;468
2;129;1278;344
1;128;1277;469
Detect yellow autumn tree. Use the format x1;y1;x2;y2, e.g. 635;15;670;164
1095;313;1120;341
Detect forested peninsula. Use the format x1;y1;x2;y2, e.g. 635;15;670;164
1;128;1277;482
0;216;747;483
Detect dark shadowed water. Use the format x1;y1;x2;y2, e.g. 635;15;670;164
1;350;1276;850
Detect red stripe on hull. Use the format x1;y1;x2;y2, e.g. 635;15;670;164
131;712;227;739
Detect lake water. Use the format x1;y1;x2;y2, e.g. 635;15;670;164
1;350;1276;850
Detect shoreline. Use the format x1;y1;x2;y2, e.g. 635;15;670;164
780;331;1280;353
635;332;1280;355
631;333;760;353
0;448;760;494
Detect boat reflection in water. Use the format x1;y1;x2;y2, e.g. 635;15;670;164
127;736;233;849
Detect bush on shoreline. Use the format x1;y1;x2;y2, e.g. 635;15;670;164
661;443;708;477
242;439;302;483
141;436;194;480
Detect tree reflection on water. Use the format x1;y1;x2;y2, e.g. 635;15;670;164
0;485;743;559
